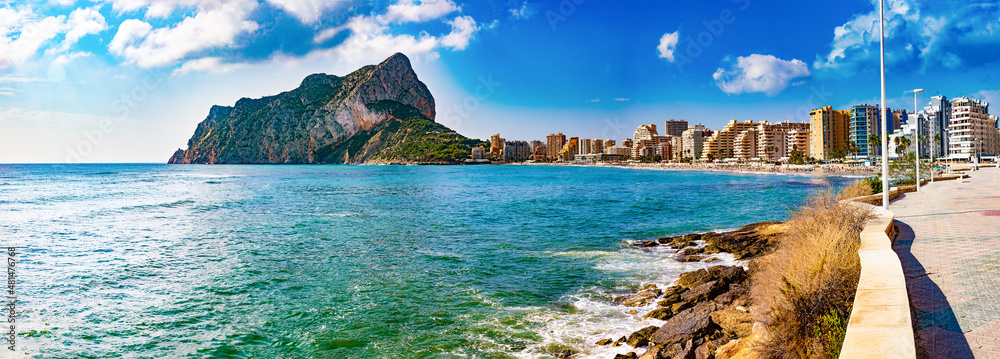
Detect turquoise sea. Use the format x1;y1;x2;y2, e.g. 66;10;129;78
0;164;852;358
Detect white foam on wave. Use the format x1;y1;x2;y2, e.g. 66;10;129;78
506;243;740;358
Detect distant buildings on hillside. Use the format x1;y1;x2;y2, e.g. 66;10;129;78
475;97;1000;164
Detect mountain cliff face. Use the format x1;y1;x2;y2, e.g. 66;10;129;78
168;53;479;164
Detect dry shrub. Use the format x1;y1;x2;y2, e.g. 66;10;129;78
750;190;873;359
835;180;873;201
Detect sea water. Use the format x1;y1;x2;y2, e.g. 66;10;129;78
0;164;851;358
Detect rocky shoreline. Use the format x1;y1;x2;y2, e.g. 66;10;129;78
575;222;784;359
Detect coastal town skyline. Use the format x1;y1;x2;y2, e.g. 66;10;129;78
3;0;1000;163
483;92;998;165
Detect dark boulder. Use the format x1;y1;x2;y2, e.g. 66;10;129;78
637;240;659;248
626;325;659;347
651;302;719;346
679;280;727;304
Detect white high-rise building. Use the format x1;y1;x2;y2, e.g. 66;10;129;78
948;98;999;160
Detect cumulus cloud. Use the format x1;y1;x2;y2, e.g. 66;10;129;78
816;0;1000;72
265;0;351;24
108;19;152;54
0;7;67;67
108;0;259;68
378;0;459;24
657;31;679;61
61;7;107;50
322;15;440;65
107;0;231;18
713;54;810;96
311;2;479;66
440;15;478;50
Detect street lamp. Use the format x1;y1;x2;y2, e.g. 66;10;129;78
880;0;889;209
913;88;923;191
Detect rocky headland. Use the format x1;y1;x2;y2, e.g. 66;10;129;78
168;53;482;165
584;222;785;359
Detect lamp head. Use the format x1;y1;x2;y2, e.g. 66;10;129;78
914;89;925;94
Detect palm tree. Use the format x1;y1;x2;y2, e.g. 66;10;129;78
894;136;911;157
868;134;881;157
844;140;860;158
933;134;942;160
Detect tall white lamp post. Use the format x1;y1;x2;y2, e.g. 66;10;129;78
880;0;889;209
913;88;923;191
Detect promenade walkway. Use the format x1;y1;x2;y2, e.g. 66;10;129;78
891;166;1000;358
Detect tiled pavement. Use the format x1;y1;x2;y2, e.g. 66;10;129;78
891;167;1000;359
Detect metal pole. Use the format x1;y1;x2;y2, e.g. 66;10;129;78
914;89;923;191
880;0;889;209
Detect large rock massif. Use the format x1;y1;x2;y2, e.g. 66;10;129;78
168;53;480;164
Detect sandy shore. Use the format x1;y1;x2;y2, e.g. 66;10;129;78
523;161;880;177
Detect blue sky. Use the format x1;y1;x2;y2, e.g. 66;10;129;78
2;0;1000;162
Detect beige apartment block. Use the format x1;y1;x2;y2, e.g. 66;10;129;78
701;119;760;161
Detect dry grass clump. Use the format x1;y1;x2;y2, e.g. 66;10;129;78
834;180;873;201
749;190;873;359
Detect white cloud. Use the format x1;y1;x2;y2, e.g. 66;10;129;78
0;74;50;83
969;90;1000;108
816;0;1000;72
0;7;66;67
313;26;342;44
713;54;810;96
108;19;151;54
379;0;459;24
107;0;230;18
614;98;629;102
173;56;244;75
313;3;480;66
52;51;90;65
322;15;440;65
108;0;259;68
657;31;679;61
589;99;600;102
61;7;107;50
440;15;477;50
0;87;17;96
265;0;350;24
509;2;529;19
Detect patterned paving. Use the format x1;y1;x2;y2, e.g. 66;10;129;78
891;167;1000;359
